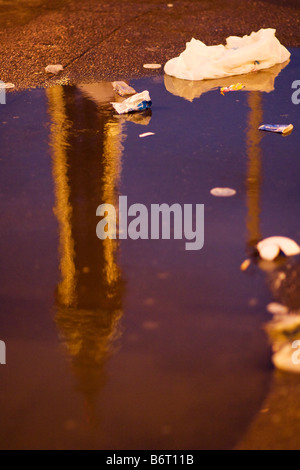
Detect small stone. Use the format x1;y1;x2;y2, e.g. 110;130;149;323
45;64;64;74
143;64;162;70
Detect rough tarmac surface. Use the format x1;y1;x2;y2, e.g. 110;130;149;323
0;0;300;89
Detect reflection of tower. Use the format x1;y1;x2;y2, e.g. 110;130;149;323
240;90;300;449
246;92;264;248
47;85;125;425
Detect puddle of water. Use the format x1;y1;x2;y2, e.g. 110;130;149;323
0;50;300;450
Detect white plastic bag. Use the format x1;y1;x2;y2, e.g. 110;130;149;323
111;91;152;115
164;61;288;101
164;29;290;81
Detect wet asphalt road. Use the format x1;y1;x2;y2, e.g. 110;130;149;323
0;0;300;89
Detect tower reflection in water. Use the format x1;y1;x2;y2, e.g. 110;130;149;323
245;91;263;250
47;84;125;426
241;71;300;450
164;61;288;253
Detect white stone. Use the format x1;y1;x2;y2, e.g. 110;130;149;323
143;64;162;70
45;64;64;75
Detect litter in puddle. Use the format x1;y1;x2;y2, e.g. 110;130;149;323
220;83;245;95
272;343;300;374
267;303;289;316
164;28;290;81
164;61;288;101
257;242;280;262
267;314;300;336
210;188;237;197
259;124;294;135
45;64;64;75
139;132;155;138
112;81;137;96
111;91;152;115
266;314;300;373
241;259;251;271
257;237;300;261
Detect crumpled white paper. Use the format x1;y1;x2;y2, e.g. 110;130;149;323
111;90;152;115
164;28;290;81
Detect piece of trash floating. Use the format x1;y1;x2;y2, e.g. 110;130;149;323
268;314;300;335
210;187;237;197
257;236;300;261
220;83;245;95
0;82;15;89
258;242;280;262
167;4;174;7
272;343;300;374
45;64;64;75
164;62;289;101
143;64;162;70
164;28;290;81
240;259;251;271
111;90;152;115
267;303;289;316
139;132;155;138
259;124;294;135
112;81;137;96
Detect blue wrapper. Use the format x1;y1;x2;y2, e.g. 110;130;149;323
259;124;294;134
112;90;152;115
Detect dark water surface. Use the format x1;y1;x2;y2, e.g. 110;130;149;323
0;50;300;450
